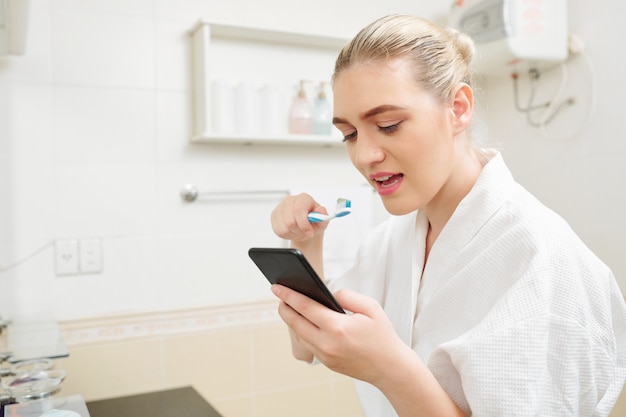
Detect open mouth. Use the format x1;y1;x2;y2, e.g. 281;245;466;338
374;173;404;188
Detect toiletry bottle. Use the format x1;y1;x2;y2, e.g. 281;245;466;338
312;81;332;135
288;80;313;135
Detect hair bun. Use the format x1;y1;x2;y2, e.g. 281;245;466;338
448;27;475;66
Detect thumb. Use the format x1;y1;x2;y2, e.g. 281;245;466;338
333;289;380;316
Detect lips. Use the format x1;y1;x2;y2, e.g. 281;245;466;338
372;173;404;195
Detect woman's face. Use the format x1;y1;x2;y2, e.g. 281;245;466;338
332;59;464;216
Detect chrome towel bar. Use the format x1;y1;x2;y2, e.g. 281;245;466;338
180;184;289;202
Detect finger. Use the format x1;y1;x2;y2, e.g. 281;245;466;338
290;194;333;237
272;284;339;327
286;327;316;363
277;300;320;336
276;298;325;357
271;195;319;240
287;195;317;238
270;209;300;239
333;289;382;317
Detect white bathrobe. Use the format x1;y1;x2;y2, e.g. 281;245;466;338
329;152;626;416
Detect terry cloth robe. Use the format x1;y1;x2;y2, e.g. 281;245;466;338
329;152;626;417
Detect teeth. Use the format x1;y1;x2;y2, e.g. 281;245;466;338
375;175;392;182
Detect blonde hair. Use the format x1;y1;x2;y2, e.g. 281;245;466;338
333;14;475;104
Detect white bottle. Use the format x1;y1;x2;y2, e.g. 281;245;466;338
288;80;313;135
259;83;283;135
210;79;235;133
234;81;260;134
312;81;332;135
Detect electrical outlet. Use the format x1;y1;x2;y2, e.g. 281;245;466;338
55;239;79;275
79;238;102;273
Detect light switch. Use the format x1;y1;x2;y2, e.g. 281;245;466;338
79;238;102;273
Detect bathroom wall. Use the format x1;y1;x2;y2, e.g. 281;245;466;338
2;0;622;321
0;0;427;320
479;0;626;288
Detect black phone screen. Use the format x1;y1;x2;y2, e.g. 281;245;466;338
248;247;344;313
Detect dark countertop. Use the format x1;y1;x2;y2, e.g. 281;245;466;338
86;387;223;417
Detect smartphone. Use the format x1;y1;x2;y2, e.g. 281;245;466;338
248;247;345;313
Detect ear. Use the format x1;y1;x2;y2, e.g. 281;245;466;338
450;83;473;134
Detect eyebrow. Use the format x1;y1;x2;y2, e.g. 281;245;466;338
333;104;407;125
361;104;406;119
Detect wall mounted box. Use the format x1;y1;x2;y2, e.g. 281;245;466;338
448;0;568;76
0;0;30;55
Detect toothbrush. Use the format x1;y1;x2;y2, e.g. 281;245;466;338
308;198;352;223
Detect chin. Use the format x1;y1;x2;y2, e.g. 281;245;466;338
380;198;419;216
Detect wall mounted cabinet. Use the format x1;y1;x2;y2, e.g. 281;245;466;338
0;0;30;55
190;20;348;147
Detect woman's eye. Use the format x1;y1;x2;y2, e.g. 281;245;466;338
378;122;401;134
342;131;357;142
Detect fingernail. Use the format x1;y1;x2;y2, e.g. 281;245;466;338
271;284;280;296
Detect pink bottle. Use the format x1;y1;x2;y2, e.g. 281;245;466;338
288;80;313;135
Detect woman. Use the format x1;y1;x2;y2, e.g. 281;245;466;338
270;14;625;417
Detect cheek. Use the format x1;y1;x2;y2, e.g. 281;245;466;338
346;146;362;171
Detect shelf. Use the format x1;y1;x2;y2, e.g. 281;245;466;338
192;132;344;147
190;20;349;146
192;20;348;50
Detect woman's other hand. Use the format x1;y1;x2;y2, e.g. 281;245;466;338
271;193;329;245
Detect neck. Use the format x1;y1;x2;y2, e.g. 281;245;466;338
423;144;485;251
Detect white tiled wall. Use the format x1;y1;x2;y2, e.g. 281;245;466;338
0;0;624;326
0;0;374;319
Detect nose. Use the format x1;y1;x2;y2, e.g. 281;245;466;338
350;132;385;169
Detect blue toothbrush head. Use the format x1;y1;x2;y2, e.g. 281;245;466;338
340;198;352;208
